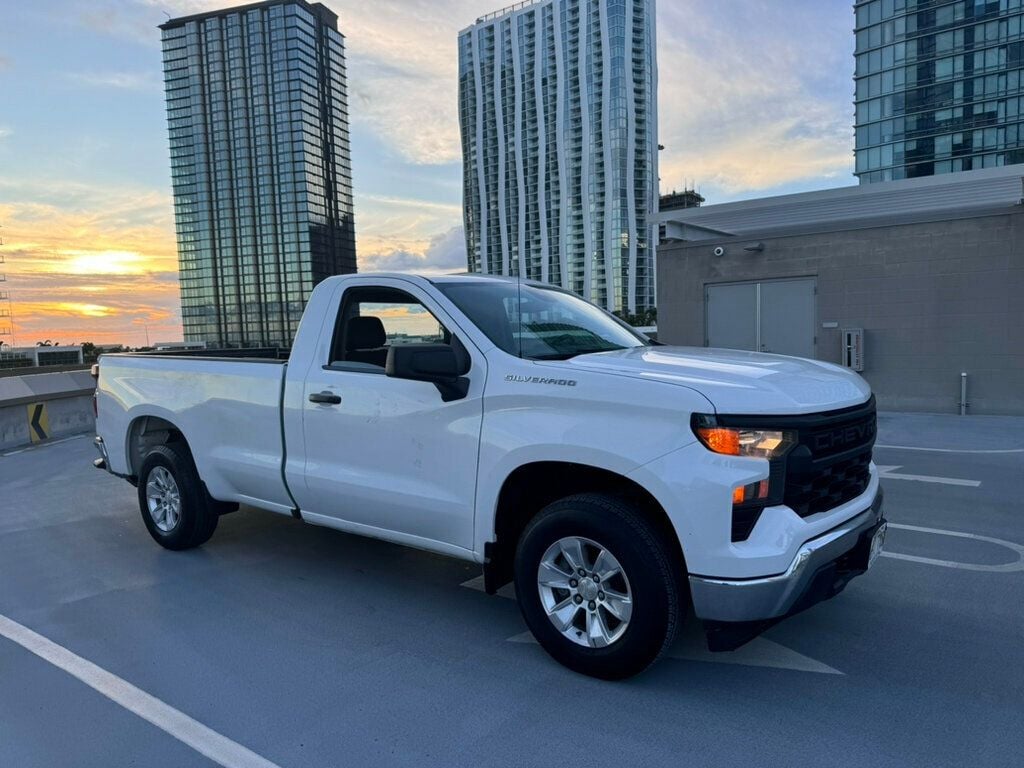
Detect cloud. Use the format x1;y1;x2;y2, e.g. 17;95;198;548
342;0;857;187
656;1;855;199
75;3;169;44
135;0;218;17
360;225;467;274
0;177;468;342
360;194;461;215
68;70;160;90
340;0;479;165
58;0;858;196
356;192;464;268
3;0;862;344
68;0;471;164
0;180;181;345
0;55;12;72
70;1;224;45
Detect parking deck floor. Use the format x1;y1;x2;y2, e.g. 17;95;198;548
1;413;1022;767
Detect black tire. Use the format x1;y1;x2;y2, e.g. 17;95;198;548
137;443;219;551
513;493;683;680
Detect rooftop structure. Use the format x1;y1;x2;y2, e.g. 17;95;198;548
660;164;1024;241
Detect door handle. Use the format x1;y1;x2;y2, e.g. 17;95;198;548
308;391;342;405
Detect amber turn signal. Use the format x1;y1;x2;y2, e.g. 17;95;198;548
733;479;770;506
696;427;741;456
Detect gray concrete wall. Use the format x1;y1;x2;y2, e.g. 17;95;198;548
0;370;96;450
657;209;1024;415
0;363;91;379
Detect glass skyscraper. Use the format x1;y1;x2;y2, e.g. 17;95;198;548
161;0;355;348
458;0;659;315
855;0;1024;183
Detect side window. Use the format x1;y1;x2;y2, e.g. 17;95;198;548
328;287;452;370
361;301;449;347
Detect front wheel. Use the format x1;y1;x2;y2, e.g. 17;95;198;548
513;493;683;680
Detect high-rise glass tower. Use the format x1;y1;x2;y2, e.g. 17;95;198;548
161;0;355;348
458;0;659;315
855;0;1024;183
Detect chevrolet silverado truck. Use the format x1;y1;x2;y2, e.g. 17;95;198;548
93;273;886;679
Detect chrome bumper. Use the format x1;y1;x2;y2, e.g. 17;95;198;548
93;435;110;470
689;489;885;623
93;435;135;482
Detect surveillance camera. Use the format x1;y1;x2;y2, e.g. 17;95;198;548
713;246;725;257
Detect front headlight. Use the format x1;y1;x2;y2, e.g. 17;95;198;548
691;415;795;458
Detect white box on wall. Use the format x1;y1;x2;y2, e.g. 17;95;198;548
842;329;865;372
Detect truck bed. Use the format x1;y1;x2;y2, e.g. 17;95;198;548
96;353;294;514
138;347;290;362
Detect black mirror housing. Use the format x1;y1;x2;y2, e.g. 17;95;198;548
385;344;469;401
385;343;459;381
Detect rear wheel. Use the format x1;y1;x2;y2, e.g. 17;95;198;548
513;493;682;680
137;444;218;550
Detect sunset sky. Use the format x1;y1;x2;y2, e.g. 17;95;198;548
0;0;855;347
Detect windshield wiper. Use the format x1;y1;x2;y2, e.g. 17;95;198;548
530;347;627;361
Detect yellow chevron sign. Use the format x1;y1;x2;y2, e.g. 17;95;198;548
27;403;50;443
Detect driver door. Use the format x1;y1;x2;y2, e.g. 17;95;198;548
292;280;484;552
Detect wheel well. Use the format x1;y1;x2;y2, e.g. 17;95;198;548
126;415;238;514
484;462;687;594
126;416;188;479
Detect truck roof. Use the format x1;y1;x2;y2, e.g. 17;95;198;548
325;274;557;290
332;272;552;288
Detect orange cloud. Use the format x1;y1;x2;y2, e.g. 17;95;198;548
0;181;181;347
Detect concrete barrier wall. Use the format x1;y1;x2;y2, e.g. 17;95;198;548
0;370;96;451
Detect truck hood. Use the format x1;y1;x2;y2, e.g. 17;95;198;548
563;347;871;415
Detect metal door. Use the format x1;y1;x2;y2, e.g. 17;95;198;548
706;278;815;358
759;279;815;357
706;282;757;351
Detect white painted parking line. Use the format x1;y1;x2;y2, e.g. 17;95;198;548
875;465;981;487
876;443;1024;455
0;613;282;768
465;576;843;674
880;523;1024;573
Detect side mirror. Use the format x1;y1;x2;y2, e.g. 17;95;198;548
385;344;469;401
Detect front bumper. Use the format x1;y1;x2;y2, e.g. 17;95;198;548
689;487;885;636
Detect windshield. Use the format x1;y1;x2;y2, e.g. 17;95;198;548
436;280;652;360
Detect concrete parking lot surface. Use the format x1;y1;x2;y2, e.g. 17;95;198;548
1;414;1022;767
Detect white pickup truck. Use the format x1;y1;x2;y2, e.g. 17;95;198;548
94;273;886;679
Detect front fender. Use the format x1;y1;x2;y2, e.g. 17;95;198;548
473;359;712;556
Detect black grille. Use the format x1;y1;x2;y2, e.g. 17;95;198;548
780;398;876;518
784;448;873;517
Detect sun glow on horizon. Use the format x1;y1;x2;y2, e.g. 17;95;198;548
0;191;184;345
57;302;113;318
55;249;151;276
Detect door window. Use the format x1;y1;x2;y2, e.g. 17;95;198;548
329;287;452;371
